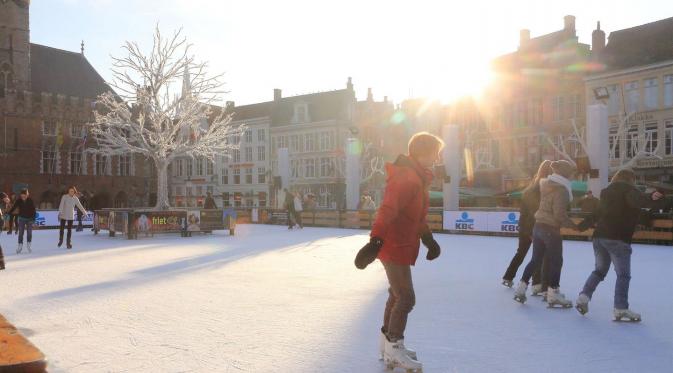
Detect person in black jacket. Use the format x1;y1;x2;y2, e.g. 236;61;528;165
575;169;672;321
8;189;37;253
502;160;552;290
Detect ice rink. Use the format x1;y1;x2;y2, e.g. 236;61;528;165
0;225;671;372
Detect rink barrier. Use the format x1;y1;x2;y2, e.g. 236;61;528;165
0;314;47;372
235;208;673;246
93;209;236;239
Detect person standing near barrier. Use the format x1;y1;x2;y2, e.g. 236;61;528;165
502;160;552;293
575;169;672;321
293;192;304;229
354;132;444;372
8;189;36;254
514;160;580;308
58;186;88;249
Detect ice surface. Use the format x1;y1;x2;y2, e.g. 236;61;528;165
0;226;671;372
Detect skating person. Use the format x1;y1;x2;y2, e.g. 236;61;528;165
502;160;552;290
7;194;19;235
575;169;671;321
0;192;9;269
514;160;580;307
58;186;88;249
283;189;296;229
8;189;36;254
354;132;444;372
293;192;303;229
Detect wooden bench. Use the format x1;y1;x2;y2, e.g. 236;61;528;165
0;314;47;372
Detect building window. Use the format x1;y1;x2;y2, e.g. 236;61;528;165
245;147;253;162
119;155;131;176
319;132;334;151
245;168;253;184
258;167;266;183
223;152;229;164
69;152;83;175
206;160;214;175
174;159;183;177
42;120;57;136
234;192;242;207
233;168;240;184
196;186;203;197
291;159;300;178
625;81;639;113
258;192;267;207
294;104;308;123
196;158;204;176
257;146;266;161
277;135;288;149
305;158;315;178
320;157;332;177
187;160;193;176
627;127;639;159
222;168;229;184
552;96;564;121
644;123;658;154
258;129;265;142
607;84;620;115
186;187;193;197
70;122;84;138
568;94;582;119
233;149;241;163
665;121;673;155
644;78;658;110
95;154;108;176
609;128;620;160
516;101;528;128
664;75;673;108
175;186;184;196
305;133;316;152
245;129;252;143
290;134;300;153
41;151;57;174
531;98;543;125
222;192;230;207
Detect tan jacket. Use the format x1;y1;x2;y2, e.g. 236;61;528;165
534;179;576;229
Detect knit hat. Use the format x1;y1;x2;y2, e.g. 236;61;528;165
551;160;576;178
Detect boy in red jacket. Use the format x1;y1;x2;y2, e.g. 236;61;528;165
355;132;443;372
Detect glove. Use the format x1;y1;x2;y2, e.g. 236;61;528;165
421;233;441;261
354;237;383;270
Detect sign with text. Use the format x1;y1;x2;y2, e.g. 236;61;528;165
132;211;183;233
487;212;520;233
443;211;489;231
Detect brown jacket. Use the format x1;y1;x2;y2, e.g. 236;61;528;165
534;178;576;229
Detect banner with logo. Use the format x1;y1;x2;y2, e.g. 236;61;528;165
487;212;520;233
34;210;94;228
443;211;489;231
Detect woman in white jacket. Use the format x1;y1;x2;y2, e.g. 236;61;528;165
58;186;88;249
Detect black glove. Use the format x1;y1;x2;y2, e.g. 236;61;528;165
421;233;441;261
354;237;383;270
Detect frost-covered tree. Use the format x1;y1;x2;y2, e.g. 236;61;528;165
88;27;243;210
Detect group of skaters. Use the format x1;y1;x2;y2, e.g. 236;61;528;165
0;186;89;270
283;189;318;229
352;131;672;372
503;159;671;322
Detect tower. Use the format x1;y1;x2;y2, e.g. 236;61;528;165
0;0;31;93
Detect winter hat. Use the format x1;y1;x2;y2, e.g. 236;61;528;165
0;192;6;199
551;160;576;179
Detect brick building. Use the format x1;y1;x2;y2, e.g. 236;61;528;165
0;0;152;209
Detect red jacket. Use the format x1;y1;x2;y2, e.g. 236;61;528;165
371;155;432;266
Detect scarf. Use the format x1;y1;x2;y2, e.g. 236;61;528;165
548;173;573;202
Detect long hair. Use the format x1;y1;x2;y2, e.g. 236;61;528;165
67;185;79;195
524;160;553;193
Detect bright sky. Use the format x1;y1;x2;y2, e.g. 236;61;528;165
31;0;673;106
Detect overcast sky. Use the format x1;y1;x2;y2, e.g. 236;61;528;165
31;0;673;105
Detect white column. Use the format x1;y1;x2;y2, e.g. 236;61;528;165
442;125;460;211
345;138;361;210
586;104;610;195
277;147;290;208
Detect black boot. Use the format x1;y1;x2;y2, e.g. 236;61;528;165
67;242;72;249
58;240;63;248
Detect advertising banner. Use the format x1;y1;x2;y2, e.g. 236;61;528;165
443;211;489;231
186;210;201;232
34;210;94;228
132;211;183;233
200;210;223;230
487;212;520;233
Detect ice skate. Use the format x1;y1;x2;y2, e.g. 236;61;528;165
16;243;23;254
613;309;641;322
513;281;527;303
546;287;572;308
67;242;73;250
501;279;513;288
380;331;417;361
57;240;63;248
383;338;423;372
26;242;32;253
575;294;590;315
530;284;544;296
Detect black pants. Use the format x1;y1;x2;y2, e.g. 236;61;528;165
503;234;543;285
77;213;83;231
59;219;74;244
8;215;18;233
521;223;563;289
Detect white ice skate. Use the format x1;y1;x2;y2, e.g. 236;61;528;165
380;332;417;360
613;308;641;322
530;284;544;296
501;279;513;288
575;294;590;315
26;242;32;253
16;243;23;254
383;338;422;372
546;287;572;308
513;281;527;304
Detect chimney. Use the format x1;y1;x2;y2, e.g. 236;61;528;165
347;77;353;91
592;21;606;54
226;101;235;110
519;29;530;49
367;87;373;102
564;15;576;32
273;88;282;101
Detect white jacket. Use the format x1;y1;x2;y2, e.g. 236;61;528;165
293;196;303;212
58;195;87;221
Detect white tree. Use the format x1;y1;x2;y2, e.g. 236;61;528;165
88;27;244;210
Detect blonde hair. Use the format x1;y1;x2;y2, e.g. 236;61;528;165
408;132;445;159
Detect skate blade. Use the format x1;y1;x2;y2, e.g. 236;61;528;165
613;317;641;322
547;303;573;308
575;305;588;315
513;296;526;304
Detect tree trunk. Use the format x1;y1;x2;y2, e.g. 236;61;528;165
154;160;171;210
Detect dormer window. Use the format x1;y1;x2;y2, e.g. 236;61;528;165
293;102;309;123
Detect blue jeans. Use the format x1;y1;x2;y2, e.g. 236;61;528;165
521;223;563;288
581;238;632;309
18;219;33;244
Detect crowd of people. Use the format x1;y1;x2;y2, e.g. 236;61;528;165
0;186;89;270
